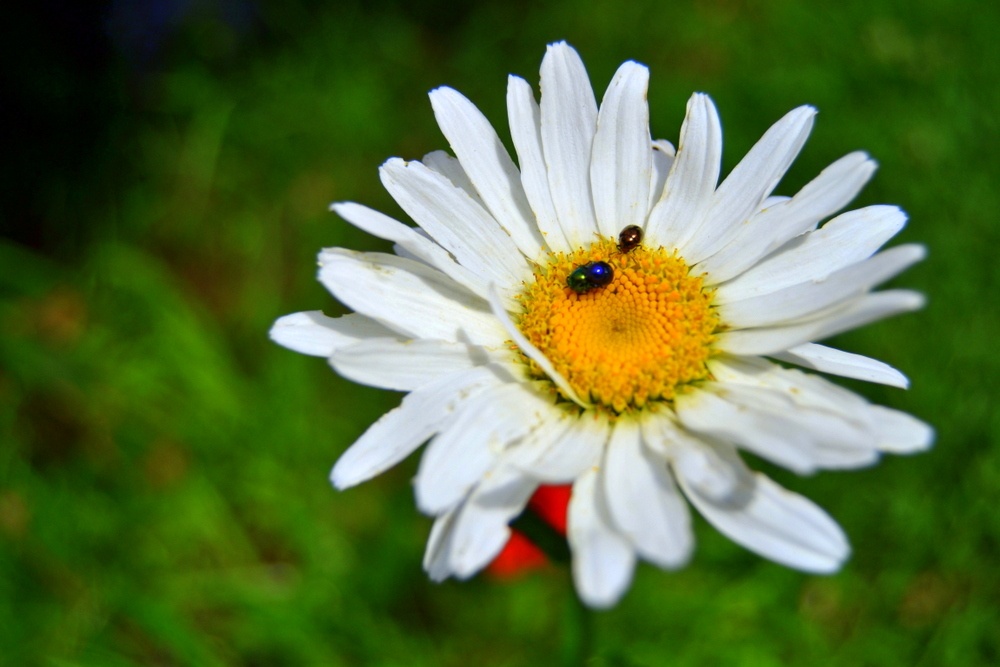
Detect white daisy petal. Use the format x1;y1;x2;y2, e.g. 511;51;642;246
421;150;485;206
710;354;847;400
331;366;505;489
424;471;533;583
715;205;909;303
699;152;878;283
773;343;910;389
591;61;652;237
331;338;503;392
429;87;545;259
423;461;539;583
719;244;927;328
677;462;850;573
648;139;676;209
682;106;816;264
604;419;692;568
716;289;926;356
318;248;504;344
568;468;636;609
540;41;599;245
391;242;423;264
641;413;744;505
508;411;608;482
507;75;570;253
475;454;544;498
446;466;538;578
443;513;514;580
864;405;935;453
380;158;528;289
761;195;790;208
763;150;878;240
269;311;398;357
415;382;555;514
645;93;722;251
675;385;878;475
808;289;926;340
709;355;933;456
423;508;458;581
331;201;490;299
390;226;435;264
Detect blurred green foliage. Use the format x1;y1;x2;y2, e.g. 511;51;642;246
2;0;998;664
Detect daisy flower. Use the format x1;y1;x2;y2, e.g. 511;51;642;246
271;41;932;608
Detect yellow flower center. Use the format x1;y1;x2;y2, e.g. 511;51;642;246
516;238;719;414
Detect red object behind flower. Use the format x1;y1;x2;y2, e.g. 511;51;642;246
487;484;572;578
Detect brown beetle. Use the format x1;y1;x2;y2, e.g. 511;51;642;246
617;225;643;252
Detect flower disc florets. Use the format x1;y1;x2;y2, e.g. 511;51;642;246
517;238;719;413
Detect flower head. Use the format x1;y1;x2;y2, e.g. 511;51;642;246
271;42;932;608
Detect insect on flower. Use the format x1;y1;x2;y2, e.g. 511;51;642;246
567;261;614;293
617;224;643;252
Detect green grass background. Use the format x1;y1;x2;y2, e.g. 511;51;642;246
2;0;998;664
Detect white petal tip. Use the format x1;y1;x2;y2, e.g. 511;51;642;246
329;465;355;491
904;292;928;310
790;105;819;121
579;590;626;610
414;478;457;516
649;547;694;572
805;557;848;575
428;86;459;105
269;311;339;357
415;497;439;516
379;156;407;171
575;568;632;609
618;60;649;75
879;415;935;454
779;535;850;575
